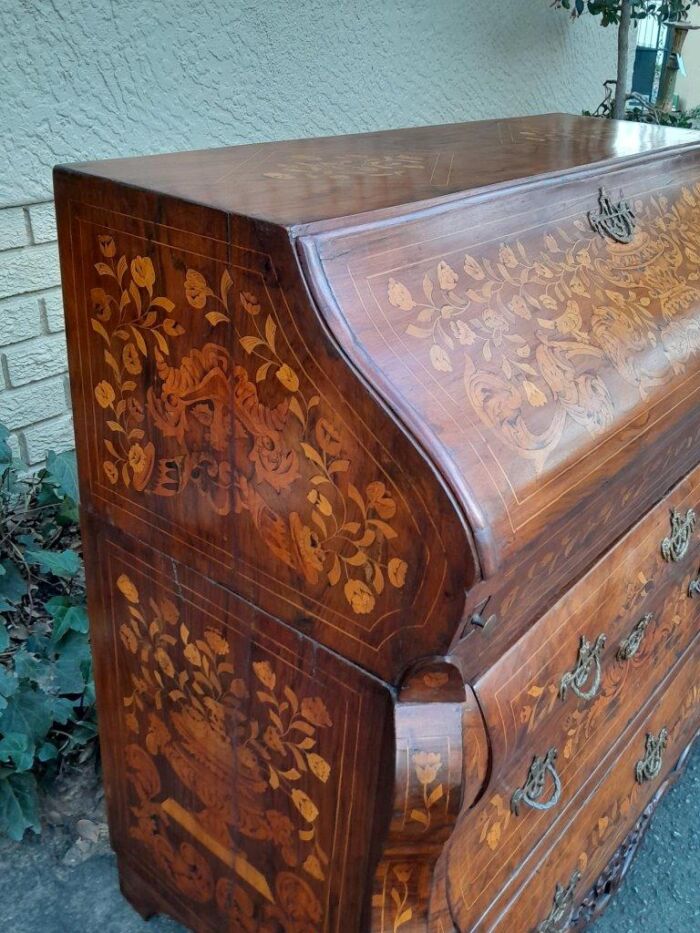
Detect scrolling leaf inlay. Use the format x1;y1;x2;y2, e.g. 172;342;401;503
385;183;700;476
89;234;409;617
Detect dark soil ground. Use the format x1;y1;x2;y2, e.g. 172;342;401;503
0;745;697;932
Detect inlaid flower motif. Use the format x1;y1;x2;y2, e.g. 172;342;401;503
437;260;458;291
98;235;116;258
264;725;285;754
250;433;300;492
266;810;297;865
103;461;118;484
509;295;531;319
122;343;142;375
365;481;397;520
344;579;375;614
127;442;150;476
450;319;476;344
290;513;326;585
413;751;442;785
204;629;229;655
275;364;299;392
388;557;408;588
463;253;485;279
300;696;332;728
90;287;111;320
240;291;261;315
130;256;155;291
430;344;452;372
94;380;115;409
116;574;139;603
171;843;214;903
388;277;415;311
314;418;342;456
499;244;518;269
183;269;208;309
126;397;145;423
253;660;277;690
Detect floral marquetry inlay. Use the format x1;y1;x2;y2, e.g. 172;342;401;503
384;183;700;476
116;571;336;929
88;233;410;617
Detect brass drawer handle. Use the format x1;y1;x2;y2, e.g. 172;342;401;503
617;612;653;662
535;869;581;933
511;747;562;816
661;508;695;562
689;572;700;598
559;633;606;702
635;727;668;784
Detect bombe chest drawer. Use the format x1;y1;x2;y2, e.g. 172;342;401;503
56;113;700;932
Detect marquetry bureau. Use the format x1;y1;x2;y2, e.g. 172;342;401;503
55;113;700;932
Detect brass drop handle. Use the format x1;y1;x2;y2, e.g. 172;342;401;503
535;869;581;933
661;508;695;562
511;747;562;816
635;727;668;784
617;612;653;662
689;571;700;598
559;633;606;702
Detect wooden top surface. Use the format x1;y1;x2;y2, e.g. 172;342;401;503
59;113;700;226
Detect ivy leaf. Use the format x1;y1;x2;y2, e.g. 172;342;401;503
24;548;81;580
50;605;89;644
0;621;9;652
0;771;40;841
0;733;35;773
0;561;27;604
45;450;79;504
0;686;55;745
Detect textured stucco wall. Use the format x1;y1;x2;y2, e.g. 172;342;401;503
0;0;617;460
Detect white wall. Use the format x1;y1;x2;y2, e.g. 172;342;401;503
0;0;617;462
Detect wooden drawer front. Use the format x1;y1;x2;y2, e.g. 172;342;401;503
475;643;700;933
443;474;700;930
445;637;699;931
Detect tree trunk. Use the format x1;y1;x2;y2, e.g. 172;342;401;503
613;0;633;120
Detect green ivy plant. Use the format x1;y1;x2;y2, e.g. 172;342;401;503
0;423;96;841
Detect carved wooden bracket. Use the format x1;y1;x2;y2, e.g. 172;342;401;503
370;662;489;932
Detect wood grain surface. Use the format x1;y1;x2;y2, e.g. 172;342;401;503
55;114;700;931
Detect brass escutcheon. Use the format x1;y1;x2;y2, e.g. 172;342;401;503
534;869;581;933
559;633;606;702
588;187;636;244
617;613;653;662
511;747;562;816
661;508;696;562
635;727;668;784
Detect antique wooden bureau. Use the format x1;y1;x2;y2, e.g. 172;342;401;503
55;113;700;932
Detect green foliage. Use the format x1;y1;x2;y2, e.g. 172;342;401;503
0;425;95;841
554;1;700;24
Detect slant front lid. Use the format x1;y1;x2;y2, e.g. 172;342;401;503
302;147;700;579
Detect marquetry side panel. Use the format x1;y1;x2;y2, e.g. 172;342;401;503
55;171;474;683
83;518;393;933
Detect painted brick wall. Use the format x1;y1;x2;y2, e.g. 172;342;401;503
1;0;617;461
0;201;72;464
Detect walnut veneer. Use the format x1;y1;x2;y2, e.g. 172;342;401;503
54;113;700;932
